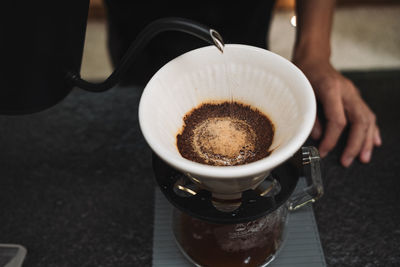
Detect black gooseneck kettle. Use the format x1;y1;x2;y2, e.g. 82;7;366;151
0;0;223;115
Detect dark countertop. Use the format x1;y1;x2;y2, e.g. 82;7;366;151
0;70;399;267
313;70;400;267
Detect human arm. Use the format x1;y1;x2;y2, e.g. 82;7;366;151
293;0;381;167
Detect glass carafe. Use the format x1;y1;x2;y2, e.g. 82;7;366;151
172;146;323;267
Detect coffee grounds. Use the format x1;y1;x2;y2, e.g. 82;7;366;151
177;101;274;166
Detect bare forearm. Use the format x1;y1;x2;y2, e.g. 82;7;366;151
291;0;381;167
293;0;336;62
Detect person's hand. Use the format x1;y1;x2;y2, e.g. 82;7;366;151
294;60;382;167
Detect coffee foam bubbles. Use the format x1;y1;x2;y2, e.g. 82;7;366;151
192;117;256;166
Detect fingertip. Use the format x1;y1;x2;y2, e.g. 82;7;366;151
360;150;372;163
319;142;333;158
319;148;328;158
341;156;354;167
374;127;382;146
374;134;382;147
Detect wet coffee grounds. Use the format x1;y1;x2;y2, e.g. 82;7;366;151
176;101;274;166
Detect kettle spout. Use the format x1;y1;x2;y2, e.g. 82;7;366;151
210;29;225;53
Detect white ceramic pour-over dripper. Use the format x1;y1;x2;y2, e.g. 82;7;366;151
139;44;316;200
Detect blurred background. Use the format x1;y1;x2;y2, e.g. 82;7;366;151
1;1;399;267
81;0;400;81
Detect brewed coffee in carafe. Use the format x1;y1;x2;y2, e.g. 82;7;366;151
173;205;287;267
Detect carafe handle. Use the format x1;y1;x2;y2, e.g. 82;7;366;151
289;146;324;211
